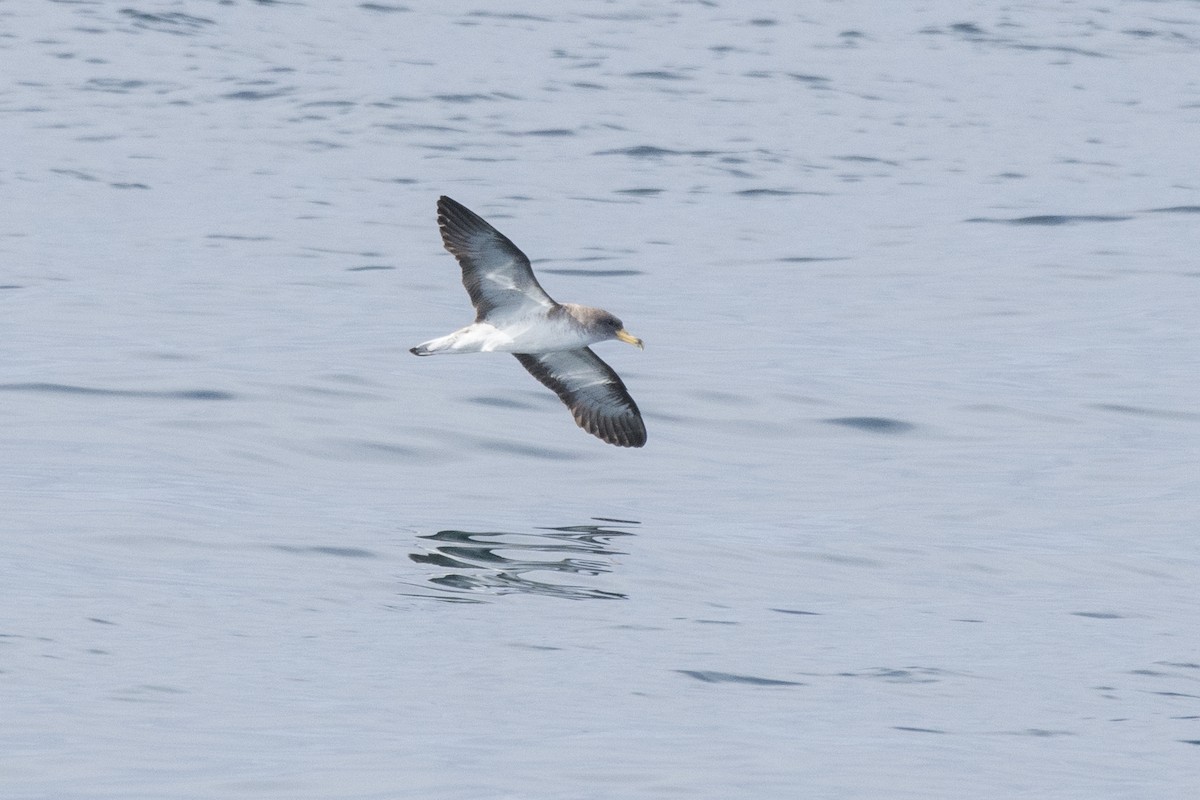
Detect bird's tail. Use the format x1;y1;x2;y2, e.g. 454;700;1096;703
410;325;492;356
409;331;457;356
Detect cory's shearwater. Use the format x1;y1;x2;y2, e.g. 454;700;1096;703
411;196;646;448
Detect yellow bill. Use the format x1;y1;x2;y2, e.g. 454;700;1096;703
616;329;644;349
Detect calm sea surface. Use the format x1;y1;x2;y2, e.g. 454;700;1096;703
3;2;1199;798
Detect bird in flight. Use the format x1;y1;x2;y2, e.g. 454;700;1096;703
411;196;647;448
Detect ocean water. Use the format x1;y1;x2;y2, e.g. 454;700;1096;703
3;2;1199;798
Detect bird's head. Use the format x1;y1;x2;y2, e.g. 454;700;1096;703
596;312;644;349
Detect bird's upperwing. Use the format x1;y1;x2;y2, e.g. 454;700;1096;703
437;196;556;321
514;348;646;448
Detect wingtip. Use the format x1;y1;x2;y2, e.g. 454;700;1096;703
436;195;473;231
580;411;647;448
623;426;648;448
604;430;647;448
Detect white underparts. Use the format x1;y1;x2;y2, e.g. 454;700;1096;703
414;314;594;355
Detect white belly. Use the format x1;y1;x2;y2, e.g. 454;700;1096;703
418;316;589;355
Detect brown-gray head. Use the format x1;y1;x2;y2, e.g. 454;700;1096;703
562;304;644;349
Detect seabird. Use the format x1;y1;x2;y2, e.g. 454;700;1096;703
411;196;647;448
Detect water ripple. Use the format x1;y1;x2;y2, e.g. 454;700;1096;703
272;545;379;559
359;4;411;13
0;383;235;401
595;145;721;158
407;521;637;601
1093;403;1200;421
676;670;803;686
824;417;915;434
118;9;215;35
1148;205;1200;214
541;268;643;277
966;214;1133;225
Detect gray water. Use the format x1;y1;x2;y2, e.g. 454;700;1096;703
3;2;1200;798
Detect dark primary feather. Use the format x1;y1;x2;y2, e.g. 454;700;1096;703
437;196;555;321
514;349;647;448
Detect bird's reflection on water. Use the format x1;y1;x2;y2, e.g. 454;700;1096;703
407;519;638;601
